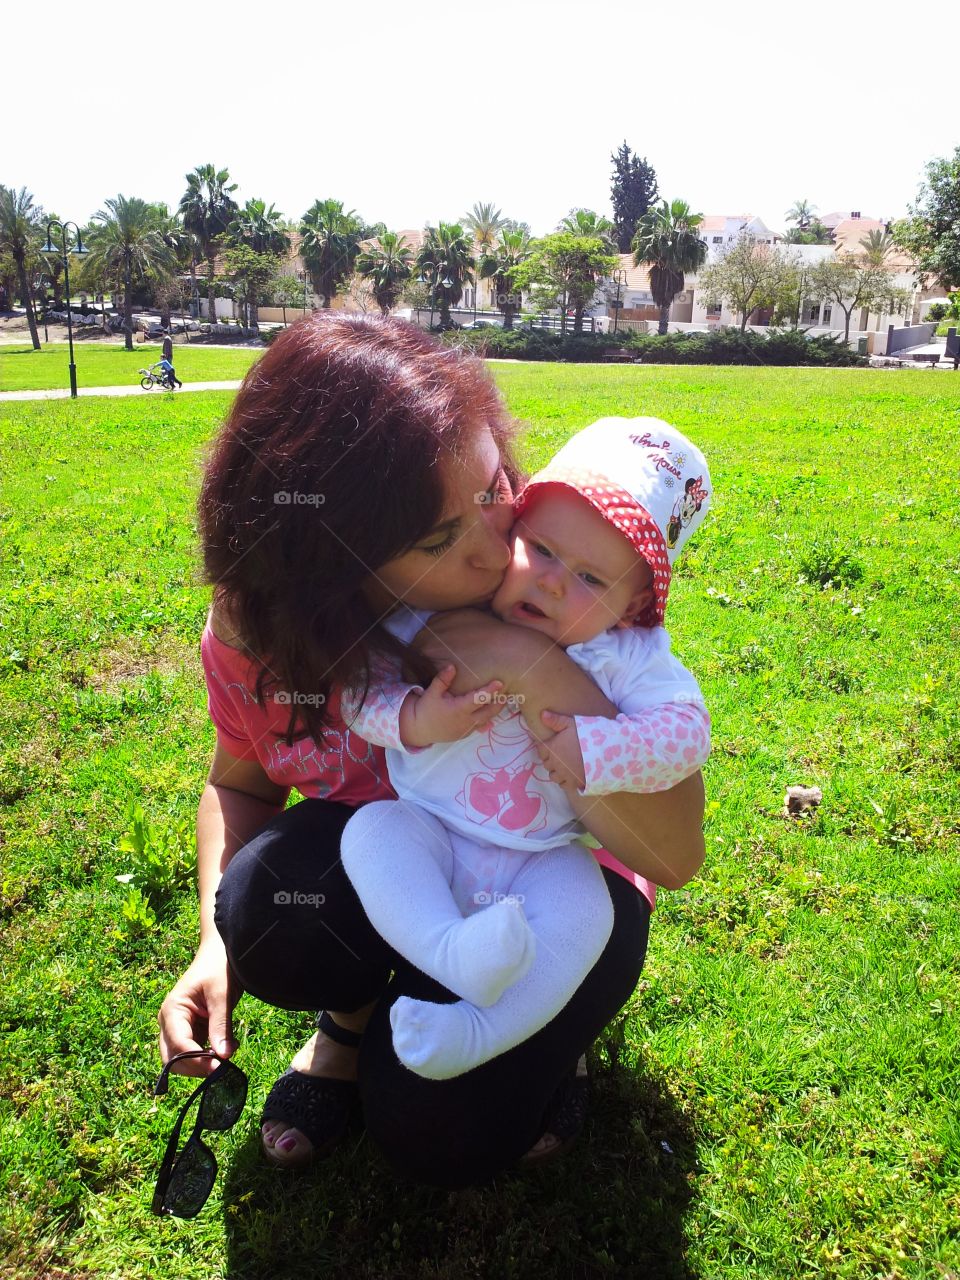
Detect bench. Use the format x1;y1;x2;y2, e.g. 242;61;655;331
600;349;636;362
906;352;942;367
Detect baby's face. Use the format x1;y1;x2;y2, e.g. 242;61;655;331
491;488;654;646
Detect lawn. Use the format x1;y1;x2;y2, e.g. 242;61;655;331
0;342;260;392
0;365;958;1279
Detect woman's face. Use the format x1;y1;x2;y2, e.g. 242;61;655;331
364;426;515;614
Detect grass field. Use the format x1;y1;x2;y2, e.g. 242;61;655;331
1;364;958;1279
0;342;260;391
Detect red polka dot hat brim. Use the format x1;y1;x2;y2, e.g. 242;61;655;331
514;470;671;628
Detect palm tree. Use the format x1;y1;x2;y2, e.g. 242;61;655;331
355;231;414;315
786;199;816;232
632;198;708;336
0;185;43;349
179;165;239;325
86;196;177;350
462;202;506;253
228;198;290;256
559;208;618;253
859;227;894;267
479;229;532;329
299;198;365;308
416;223;475;329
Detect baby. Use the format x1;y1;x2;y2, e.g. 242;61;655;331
340;417;711;1080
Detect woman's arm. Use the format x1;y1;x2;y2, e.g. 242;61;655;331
158;744;290;1077
412;611;707;888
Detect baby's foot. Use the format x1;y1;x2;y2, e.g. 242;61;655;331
391;995;493;1080
434;899;535;1006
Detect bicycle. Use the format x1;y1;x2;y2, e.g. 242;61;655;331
139;366;177;391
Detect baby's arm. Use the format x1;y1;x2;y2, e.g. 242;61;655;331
342;665;504;751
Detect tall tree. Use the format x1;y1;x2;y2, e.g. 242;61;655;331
416;223;475;329
86;195;177;350
299;198;365;309
355;231;414;315
462;202;506;252
807;253;902;342
0;185;43;350
698;233;796;333
222;245;279;330
859;228;895;267
559;208;618;254
893;146;960;290
478;228;533;329
610;142;659;253
228;198;290;256
179;164;239;325
632;198;708;335
512;232;618;334
783;218;832;245
785;199;817;232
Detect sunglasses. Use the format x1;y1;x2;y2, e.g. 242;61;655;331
151;1050;248;1219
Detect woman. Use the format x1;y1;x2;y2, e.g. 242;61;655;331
158;314;705;1188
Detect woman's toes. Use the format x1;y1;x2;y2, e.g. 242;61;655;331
261;1121;310;1158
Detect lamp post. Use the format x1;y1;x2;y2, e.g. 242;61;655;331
297;270;309;316
611;267;626;335
44;219;88;398
417;259;453;331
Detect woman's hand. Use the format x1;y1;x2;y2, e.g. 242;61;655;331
158;935;241;1079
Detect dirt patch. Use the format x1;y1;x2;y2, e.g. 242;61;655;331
87;631;202;692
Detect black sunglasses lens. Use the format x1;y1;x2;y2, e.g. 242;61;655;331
162;1138;216;1219
199;1065;247;1130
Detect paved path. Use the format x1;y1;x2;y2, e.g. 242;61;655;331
0;380;243;402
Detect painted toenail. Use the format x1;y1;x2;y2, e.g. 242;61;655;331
277;1136;297;1152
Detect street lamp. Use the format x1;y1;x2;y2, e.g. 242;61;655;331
298;270;308;316
417;260;453;331
611;267;627;335
44;219;88;398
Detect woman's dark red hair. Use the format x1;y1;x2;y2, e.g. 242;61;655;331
196;313;519;746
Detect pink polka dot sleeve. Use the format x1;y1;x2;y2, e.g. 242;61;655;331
341;679;427;755
575;702;711;796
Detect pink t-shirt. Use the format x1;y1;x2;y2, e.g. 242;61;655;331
200;618;657;912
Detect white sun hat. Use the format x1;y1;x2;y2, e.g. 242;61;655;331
514;417;711;627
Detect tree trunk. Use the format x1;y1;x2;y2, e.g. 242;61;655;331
207;252;217;326
189;255;199;318
573;304;585;335
740;313;749;333
504;301;515;330
124;261;134;351
248;292;258;332
15;256;41;350
159;297;171;329
658;303;670;336
52;270;64;310
439;297;451;330
843;308;852;342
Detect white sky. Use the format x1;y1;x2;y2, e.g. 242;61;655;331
5;0;958;238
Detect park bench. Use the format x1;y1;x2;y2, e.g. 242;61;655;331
600;349;636;363
905;352;942;367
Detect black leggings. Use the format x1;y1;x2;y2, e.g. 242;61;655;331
214;798;651;1189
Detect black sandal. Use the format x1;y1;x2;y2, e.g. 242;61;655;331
515;1053;590;1170
260;1010;363;1169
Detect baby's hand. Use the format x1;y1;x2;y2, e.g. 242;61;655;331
534;710;586;791
399;665;505;748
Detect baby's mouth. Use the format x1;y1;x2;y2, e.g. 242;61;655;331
517;601;548;619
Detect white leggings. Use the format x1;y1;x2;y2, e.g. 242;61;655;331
340;799;615;1079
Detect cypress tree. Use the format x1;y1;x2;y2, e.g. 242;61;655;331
610;142;659;253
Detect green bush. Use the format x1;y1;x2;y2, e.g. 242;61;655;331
927;303;948;322
441;324;866;366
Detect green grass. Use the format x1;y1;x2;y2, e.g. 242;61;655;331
1;365;959;1278
0;342;260;392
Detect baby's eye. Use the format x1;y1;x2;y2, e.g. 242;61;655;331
533;543;553;559
581;572;604;587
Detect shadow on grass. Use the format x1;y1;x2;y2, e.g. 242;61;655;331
217;1049;699;1280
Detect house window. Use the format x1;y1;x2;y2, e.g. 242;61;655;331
823;304;832;323
712;236;722;244
707;301;722;316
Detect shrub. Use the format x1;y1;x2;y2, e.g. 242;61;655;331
927;303;948;322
